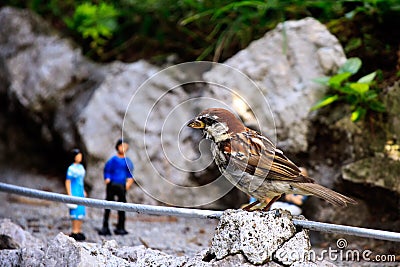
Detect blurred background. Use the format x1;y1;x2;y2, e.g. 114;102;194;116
0;0;399;257
1;0;398;65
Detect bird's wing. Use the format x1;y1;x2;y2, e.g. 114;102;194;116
269;148;313;182
228;130;313;183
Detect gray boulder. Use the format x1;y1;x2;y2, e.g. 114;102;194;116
0;219;44;267
42;234;133;267
0;7;239;208
42;234;189;267
0;219;44;249
204;17;346;153
76;61;235;207
0;7;101;149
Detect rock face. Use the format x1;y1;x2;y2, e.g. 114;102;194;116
0;211;335;266
204;17;346;153
385;81;400;142
0;7;102;149
43;234;134;266
338;81;400;217
0;7;352;209
76;61;235;207
0;219;44;267
0;7;235;208
339;81;400;197
0;219;44;249
342;157;400;195
303;81;400;233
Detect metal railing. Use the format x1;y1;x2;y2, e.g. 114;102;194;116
0;182;399;242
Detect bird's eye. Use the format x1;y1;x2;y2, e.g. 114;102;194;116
203;117;217;125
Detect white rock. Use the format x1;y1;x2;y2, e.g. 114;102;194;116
0;219;44;249
0;219;45;266
204;17;346;152
42;233;132;267
208;209;298;264
274;230;311;265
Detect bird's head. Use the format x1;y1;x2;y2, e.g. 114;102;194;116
187;108;246;142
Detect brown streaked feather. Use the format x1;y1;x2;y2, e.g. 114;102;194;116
190;108;357;208
227;131;274;176
229;130;313;183
295;183;357;207
272;149;302;177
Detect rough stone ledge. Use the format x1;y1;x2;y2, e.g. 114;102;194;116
204;209;317;266
0;210;336;266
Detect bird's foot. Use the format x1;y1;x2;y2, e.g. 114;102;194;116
242;200;260;212
261;195;281;211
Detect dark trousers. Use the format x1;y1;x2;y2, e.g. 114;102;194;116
102;183;127;229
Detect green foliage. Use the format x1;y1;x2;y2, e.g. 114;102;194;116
180;1;274;60
64;2;119;56
344;0;400;19
180;0;346;61
311;58;385;122
1;0;399;65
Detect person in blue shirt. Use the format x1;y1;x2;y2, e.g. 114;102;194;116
99;138;134;235
65;148;87;241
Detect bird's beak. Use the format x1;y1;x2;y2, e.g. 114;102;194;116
187;118;205;129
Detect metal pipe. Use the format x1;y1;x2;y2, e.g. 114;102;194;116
1;182;399;242
292;219;400;242
0;182;222;219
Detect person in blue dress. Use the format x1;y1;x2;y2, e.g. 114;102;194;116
65;148;87;241
98;138;134;236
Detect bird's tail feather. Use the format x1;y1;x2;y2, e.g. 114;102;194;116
296;183;357;207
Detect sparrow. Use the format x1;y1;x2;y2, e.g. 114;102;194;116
187;108;356;211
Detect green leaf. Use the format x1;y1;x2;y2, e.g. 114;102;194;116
368;101;386;112
312;76;330;85
329;72;352;87
336;85;357;95
339;57;362;74
180;9;215;25
349;83;369;94
364;91;378;101
345;37;362;53
357;72;376;84
351;107;366;122
345;94;358;104
69;2;118;41
311;95;339;111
